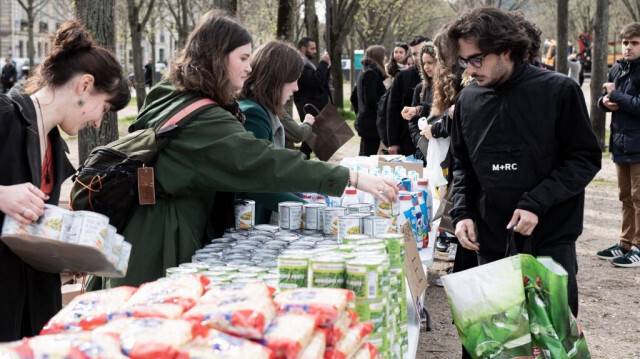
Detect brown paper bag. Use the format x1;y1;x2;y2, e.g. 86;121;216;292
303;103;354;161
433;185;455;234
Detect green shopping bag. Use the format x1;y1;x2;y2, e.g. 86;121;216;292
442;235;590;359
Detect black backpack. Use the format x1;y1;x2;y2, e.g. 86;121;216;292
376;88;392;147
69;96;217;232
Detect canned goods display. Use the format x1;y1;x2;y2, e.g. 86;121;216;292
277;253;309;290
323;207;347;235
278;201;303;230
338;215;362;242
234;199;255;230
178;262;209;272
347;203;373;214
165;266;196;277
309;256;345;288
303;203;326;231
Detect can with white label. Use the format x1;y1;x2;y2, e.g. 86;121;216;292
323;207;348;235
278;201;303;230
303;203;326;231
234;199;255;230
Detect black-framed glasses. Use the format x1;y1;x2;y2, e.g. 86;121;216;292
458;54;486;68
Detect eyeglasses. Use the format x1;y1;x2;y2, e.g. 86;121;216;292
458;54;486;68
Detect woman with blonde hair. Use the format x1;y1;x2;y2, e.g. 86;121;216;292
355;45;388;156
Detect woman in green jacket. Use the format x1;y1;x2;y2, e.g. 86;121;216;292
239;40;316;224
108;12;398;287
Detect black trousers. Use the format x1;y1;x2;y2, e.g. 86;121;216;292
359;136;380;156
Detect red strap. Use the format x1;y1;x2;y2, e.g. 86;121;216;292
160;98;216;129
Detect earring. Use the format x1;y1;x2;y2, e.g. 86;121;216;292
77;99;84;107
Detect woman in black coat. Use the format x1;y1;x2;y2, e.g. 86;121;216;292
355;45;388;156
0;21;129;340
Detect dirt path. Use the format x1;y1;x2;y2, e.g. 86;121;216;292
61;84;639;357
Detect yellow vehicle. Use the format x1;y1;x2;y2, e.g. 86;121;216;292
544;37;623;68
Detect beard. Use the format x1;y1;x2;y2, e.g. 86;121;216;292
304;50;314;60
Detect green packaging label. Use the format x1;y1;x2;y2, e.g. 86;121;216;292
310;260;345;288
346;262;380;299
278;257;308;289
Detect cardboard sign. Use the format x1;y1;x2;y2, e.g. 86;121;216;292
401;221;428;315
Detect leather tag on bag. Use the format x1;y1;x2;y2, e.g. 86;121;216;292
138;167;156;205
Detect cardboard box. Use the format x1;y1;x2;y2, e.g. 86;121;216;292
377;155;424;177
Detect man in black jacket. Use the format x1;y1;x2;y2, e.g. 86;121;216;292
386;35;428;155
293;37;332;159
596;23;640;268
446;7;601;316
1;58;17;94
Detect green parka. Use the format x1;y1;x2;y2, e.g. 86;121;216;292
108;82;348;287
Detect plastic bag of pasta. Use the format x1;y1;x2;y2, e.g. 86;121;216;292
176;328;273;359
182;293;276;339
298;331;327;359
26;332;126;358
93;317;208;359
41;286;137;334
323;310;358;347
261;313;322;359
205;282;275;299
324;322;374;359
273;288;355;325
120;274;208;318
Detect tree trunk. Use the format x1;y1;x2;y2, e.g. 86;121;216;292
327;0;360;108
277;0;295;41
590;0;608;150
556;0;569;74
128;0;156;109
304;0;319;63
75;0;119;164
27;12;35;74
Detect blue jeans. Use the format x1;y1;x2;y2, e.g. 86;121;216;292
477;241;579;317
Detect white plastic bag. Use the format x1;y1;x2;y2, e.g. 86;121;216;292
425;137;450;187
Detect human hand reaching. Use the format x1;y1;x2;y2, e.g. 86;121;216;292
350;171;399;203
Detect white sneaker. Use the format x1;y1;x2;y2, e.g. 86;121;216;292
435;278;443;287
447;243;458;262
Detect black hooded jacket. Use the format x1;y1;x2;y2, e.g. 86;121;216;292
449;63;601;254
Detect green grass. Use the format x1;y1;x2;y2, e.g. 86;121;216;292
128;97;138;107
120;115;137;126
590;178;617;187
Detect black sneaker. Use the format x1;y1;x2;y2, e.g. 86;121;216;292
596;243;629;260
436;236;449;252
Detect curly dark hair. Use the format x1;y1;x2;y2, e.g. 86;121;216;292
509;10;543;62
446;7;530;64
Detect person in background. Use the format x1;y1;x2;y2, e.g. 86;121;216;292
446;7;601;317
0;20;130;340
596;22;640;268
293;37;332;159
355;45;388;156
144;58;153;88
386;35;429;156
567;53;582;85
107;13;398;288
402;42;437;157
1;58;17;93
280;102;315;150
238;40;310;223
386;41;409;85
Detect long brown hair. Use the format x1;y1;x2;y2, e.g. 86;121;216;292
169;11;252;106
431;26;459;115
362;45;388;78
24;20;130;111
241;40;304;116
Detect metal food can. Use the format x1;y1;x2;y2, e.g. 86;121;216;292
338;215;362;243
165;266;196;277
310;255;345;288
252;224;280;233
367;332;389;358
374;196;396;218
363;216;394;237
234;199;255;230
277;252;309;290
342;234;370;245
303;203;326;231
347;203;373;214
349;298;387;332
323;207;348;235
375;233;405;257
278;201;303;230
179;262;210;272
346;258;384;299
